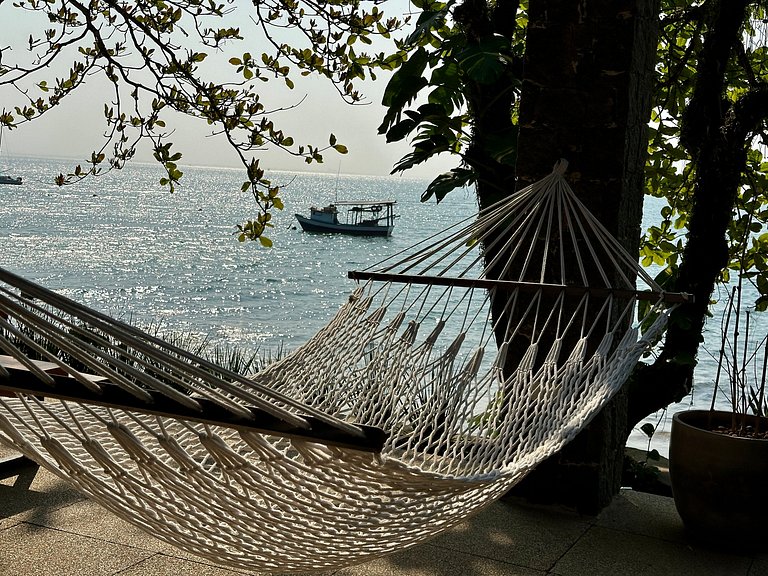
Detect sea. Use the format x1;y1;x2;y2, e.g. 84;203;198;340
0;155;749;457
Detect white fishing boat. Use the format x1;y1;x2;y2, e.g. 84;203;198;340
295;200;398;237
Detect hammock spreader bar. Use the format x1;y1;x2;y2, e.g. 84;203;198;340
0;355;387;453
348;271;693;304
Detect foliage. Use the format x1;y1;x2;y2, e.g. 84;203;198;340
378;0;527;202
642;1;768;307
376;0;768;322
1;0;764;264
0;0;407;243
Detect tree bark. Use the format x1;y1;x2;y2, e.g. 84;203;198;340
507;0;659;513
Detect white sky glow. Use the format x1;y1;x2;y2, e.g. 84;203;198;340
0;1;456;179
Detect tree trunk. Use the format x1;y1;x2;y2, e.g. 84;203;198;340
506;0;659;514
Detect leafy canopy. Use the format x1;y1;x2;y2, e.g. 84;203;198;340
3;0;766;279
378;0;527;203
379;0;768;312
0;0;407;245
642;1;768;307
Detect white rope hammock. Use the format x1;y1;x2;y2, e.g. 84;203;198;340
0;160;686;573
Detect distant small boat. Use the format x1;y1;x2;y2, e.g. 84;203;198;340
0;174;22;186
295;200;398;237
0;125;21;185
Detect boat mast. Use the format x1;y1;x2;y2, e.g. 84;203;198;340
334;163;340;203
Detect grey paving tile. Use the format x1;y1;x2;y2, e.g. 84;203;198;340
340;543;545;576
595;489;687;543
17;495;331;572
4;461;764;576
552;525;753;576
0;522;152;576
116;554;255;576
0;444;20;462
22;496;181;555
0;467;225;567
426;498;591;571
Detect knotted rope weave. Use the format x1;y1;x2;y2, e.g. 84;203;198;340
0;161;685;573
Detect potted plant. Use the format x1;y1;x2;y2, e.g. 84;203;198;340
669;281;768;549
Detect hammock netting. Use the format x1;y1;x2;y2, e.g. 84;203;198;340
0;161;683;573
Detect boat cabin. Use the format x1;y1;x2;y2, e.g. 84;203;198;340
296;200;398;237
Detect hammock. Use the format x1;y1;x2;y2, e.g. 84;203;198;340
0;160;686;573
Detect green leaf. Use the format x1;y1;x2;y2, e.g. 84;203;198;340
385;118;418;143
458;37;509;84
640;423;655;438
483;129;519;165
406;9;447;44
381;47;429;108
421;168;476;203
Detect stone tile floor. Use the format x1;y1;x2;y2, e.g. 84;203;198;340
1;454;766;576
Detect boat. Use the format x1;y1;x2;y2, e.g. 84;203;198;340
295;200;399;236
0;174;22;185
0;125;21;185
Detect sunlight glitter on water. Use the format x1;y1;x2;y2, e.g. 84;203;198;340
0;157;478;351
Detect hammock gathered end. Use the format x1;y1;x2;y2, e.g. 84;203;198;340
0;160;686;573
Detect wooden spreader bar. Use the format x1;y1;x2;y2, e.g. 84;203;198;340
0;355;387;453
348;271;693;304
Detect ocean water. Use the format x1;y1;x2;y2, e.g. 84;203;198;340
0;156;751;456
0;156;478;348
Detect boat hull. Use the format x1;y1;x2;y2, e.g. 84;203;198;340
0;175;22;185
295;214;393;237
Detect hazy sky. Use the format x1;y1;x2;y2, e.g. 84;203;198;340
0;2;456;179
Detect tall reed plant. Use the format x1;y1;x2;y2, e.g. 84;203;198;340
710;281;768;437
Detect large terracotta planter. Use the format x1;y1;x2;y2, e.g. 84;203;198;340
669;409;768;549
